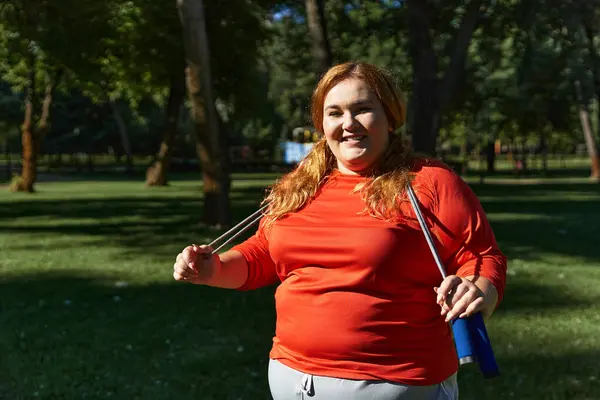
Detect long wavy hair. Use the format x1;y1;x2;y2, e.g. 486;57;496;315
264;61;415;223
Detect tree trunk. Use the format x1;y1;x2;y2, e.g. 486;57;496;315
486;139;496;173
37;70;61;146
540;130;548;173
109;99;133;173
438;0;484;108
574;80;600;180
305;0;332;74
10;66;61;193
146;68;186;186
406;0;483;155
177;0;231;227
12;60;37;193
406;0;439;155
460;133;468;175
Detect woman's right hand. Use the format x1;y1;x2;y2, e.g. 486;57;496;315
173;244;221;285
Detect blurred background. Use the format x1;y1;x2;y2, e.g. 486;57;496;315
0;1;599;399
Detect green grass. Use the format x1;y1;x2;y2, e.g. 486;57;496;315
1;175;599;400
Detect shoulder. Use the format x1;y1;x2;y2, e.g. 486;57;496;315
411;157;462;186
408;158;470;211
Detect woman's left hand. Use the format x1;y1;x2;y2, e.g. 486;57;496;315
434;275;485;322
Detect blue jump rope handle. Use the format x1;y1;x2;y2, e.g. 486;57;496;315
452;312;500;378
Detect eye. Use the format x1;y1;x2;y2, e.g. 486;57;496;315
327;111;342;117
357;107;372;113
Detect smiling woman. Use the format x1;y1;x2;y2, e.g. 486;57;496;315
172;61;508;400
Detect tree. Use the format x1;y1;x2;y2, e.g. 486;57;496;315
305;0;332;74
177;0;230;227
1;0;116;191
406;0;487;155
145;70;186;186
0;22;63;191
577;2;600;179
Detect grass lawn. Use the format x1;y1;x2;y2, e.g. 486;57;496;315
1;173;599;400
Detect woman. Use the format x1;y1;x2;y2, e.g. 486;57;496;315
173;62;507;399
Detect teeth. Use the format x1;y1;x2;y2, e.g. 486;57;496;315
342;136;365;141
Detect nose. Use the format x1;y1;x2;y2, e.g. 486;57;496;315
342;111;360;132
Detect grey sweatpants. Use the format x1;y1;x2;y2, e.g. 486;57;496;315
268;359;458;400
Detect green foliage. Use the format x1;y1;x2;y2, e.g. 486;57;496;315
0;81;22;143
1;0;599;157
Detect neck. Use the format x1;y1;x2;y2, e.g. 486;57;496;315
336;161;372;176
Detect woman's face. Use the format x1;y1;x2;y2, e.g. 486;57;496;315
322;78;390;175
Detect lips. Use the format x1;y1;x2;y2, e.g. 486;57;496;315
341;135;366;142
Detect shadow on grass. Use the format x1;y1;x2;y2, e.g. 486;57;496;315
0;187;268;258
496;275;595;313
470;181;600;200
2;181;599;263
0;271;277;400
25;171;284;183
470;182;600;264
0;272;596;400
458;350;600;400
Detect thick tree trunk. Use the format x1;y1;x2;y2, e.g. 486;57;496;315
575;80;600;180
146;69;186;186
177;0;231;227
109;100;133;173
305;0;332;74
407;0;439;155
407;0;483;155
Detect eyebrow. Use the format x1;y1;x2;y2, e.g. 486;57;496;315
324;100;373;111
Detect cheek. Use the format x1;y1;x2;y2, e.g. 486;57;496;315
322;119;340;140
361;115;389;143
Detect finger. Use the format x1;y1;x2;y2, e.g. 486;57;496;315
436;276;462;304
458;297;485;319
173;270;187;281
174;254;184;270
443;283;470;312
174;258;189;272
446;291;480;322
182;246;198;270
195;244;215;259
174;264;195;278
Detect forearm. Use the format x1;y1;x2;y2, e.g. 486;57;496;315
465;275;499;319
204;250;249;289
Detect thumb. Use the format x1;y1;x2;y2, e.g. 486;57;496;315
193;244;216;260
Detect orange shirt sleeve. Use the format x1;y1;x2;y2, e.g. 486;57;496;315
425;165;507;305
230;217;280;291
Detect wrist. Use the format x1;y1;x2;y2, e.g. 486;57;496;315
201;254;223;286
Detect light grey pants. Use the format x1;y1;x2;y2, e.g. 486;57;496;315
268;359;458;400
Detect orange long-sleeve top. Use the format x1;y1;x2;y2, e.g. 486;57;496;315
231;159;507;385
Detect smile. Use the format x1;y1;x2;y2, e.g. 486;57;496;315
340;135;367;142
